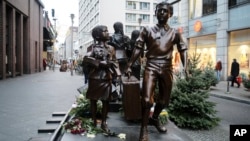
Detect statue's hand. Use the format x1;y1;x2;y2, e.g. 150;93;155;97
100;61;112;68
125;67;132;79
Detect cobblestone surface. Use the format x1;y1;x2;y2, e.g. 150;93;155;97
180;126;228;141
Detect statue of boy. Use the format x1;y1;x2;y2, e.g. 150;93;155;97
125;2;188;141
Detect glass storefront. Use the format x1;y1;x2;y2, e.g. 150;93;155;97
188;34;217;69
228;29;250;75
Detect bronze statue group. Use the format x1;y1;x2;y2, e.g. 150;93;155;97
82;2;188;141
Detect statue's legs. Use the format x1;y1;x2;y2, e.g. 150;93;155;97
139;107;151;141
90;100;97;126
101;100;110;133
149;103;167;133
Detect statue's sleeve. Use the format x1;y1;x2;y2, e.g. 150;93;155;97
83;47;100;67
134;26;148;50
109;45;121;76
175;30;187;52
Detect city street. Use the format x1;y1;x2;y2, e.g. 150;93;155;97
181;96;250;141
0;68;84;141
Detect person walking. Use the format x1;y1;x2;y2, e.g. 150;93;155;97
215;58;222;81
125;2;188;141
43;58;47;70
231;58;240;88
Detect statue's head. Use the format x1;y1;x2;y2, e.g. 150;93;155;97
113;22;124;34
92;25;109;41
131;30;140;41
154;2;174;24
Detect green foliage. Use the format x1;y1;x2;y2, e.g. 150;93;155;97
168;52;220;130
241;73;250;89
243;79;250;89
201;66;218;89
188;52;217;89
69;90;102;118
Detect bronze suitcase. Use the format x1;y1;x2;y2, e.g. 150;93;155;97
121;76;141;120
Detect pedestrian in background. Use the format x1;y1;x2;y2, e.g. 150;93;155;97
43;58;47;70
231;58;240;88
215;58;222;81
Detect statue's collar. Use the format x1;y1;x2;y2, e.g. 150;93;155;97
154;24;170;31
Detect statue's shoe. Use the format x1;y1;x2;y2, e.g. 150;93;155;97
148;117;167;133
101;123;110;133
139;127;148;141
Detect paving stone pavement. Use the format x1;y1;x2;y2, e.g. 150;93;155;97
180;81;250;141
0;68;84;141
1;67;250;141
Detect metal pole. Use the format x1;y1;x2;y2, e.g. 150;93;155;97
138;18;142;30
70;14;74;76
226;78;231;94
53;18;57;72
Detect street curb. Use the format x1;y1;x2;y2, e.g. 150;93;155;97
49;109;72;141
210;93;250;105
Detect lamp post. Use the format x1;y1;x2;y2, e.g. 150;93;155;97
52;18;57;72
70;14;75;59
138;18;142;30
70;13;75;76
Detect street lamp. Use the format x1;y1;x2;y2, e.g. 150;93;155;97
138;18;142;30
52;18;57;72
70;14;75;58
70;14;75;76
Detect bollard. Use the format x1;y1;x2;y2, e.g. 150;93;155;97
226;77;231;94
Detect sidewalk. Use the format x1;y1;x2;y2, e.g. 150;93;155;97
0;68;84;141
209;81;250;105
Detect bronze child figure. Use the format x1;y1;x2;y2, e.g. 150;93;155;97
83;25;120;133
108;22;131;75
125;2;188;141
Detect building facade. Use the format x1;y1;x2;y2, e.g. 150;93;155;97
0;0;54;80
78;0;159;54
173;0;250;80
78;0;250;80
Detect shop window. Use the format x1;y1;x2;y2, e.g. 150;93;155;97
189;35;217;69
228;29;250;75
229;0;250;8
190;0;217;19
